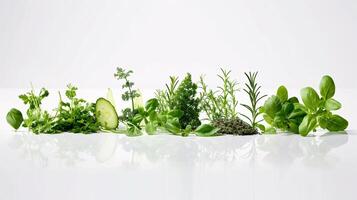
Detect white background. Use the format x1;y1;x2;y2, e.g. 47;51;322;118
0;0;356;91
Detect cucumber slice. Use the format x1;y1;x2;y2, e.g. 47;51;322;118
95;98;119;130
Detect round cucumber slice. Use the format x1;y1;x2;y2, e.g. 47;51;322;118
95;98;119;130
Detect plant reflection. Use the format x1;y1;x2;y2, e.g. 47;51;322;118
8;131;351;168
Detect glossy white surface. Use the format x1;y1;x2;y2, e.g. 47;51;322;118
1;89;356;200
1;131;357;200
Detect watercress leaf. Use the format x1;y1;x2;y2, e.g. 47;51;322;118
299;115;317;136
300;87;320;111
276;86;288;102
194;124;220;137
145;98;159;113
319;75;335;99
6;108;23;130
325;98;341;111
263;95;282;118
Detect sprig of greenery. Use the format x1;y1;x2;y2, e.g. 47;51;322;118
171;73;201;129
114;67;141;123
155;76;179;112
240;72;267;130
199;68;239;121
55;84;100;133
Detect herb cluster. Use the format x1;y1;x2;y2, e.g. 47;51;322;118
6;68;349;137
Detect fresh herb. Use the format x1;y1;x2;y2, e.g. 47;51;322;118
298;75;348;136
199;68;239;121
55;84;100;133
261;75;348;136
114;67;141;122
240;72;267;130
194;124;220;137
261;86;306;133
6;108;23;130
171;73;201;129
18;87;58;133
155;76;179;112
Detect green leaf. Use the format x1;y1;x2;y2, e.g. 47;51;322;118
276;86;288;102
281;102;294;116
145;98;159;113
194;124;220;137
168;109;184;118
324;98;341;111
299;115;317;136
256;124;265;132
264;127;276;134
319;75;335;99
300;87;320;111
263;95;282;118
263;114;273;124
145;122;157;135
319;114;348;132
164;118;181;134
287;97;299;104
6;108;23;130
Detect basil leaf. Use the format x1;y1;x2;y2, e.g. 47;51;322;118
6;108;23;130
300;87;320;111
325;98;341;111
263;114;273;124
319;75;335;99
164;118;181;134
145;98;159;113
276;86;288;102
194;124;220;137
299;115;317;136
281;102;294;115
263;96;282;118
319;114;348;132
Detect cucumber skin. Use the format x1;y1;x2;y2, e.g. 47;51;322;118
95;98;119;130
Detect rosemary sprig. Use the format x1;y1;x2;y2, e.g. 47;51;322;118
199;68;239;121
155;76;179;112
240;72;267;129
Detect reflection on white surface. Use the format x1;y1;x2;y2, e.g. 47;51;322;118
0;131;356;200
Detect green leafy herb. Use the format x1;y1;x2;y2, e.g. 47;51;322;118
6;108;23;130
297;75;348;136
261;86;306;133
240;72;267;130
194;124;220;137
55;84;100;133
171;73;201;129
114;67;141;122
262;75;348;136
155;76;179;112
199;68;239;121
